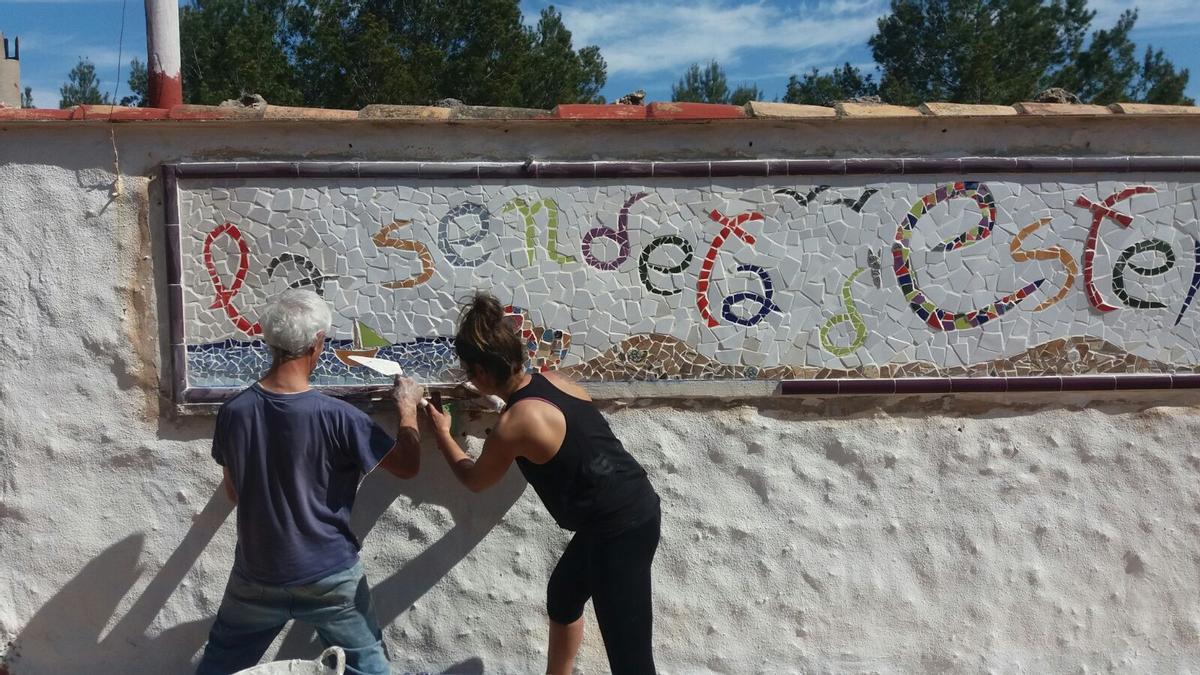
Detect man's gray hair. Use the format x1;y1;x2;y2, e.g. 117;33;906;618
259;288;332;359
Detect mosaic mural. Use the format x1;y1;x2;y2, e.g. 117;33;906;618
167;162;1200;396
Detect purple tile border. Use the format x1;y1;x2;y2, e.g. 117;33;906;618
179;371;1198;404
779;374;1198;396
163;164;188;404
845;158;904;174
166;157;1200;183
162;165;179;224
172;345;188;403
710;161;769;177
951;378;1007;393
536;161;592;179
1172;374;1200;389
650;161;710;178
595;162;654;178
893;378;953;394
1114;374;1173;390
787;159;846;175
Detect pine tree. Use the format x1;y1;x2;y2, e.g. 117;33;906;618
59;59;111;107
671;61;731;103
120;59;148;107
783;64;879;106
865;0;1191;105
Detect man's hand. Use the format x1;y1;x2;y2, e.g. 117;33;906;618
390;375;426;413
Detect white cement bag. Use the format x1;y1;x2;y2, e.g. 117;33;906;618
232;647;345;675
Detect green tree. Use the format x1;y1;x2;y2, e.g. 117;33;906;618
1132;46;1193;105
1047;8;1137;103
730;82;763;106
344;0;534;106
180;0;302;105
120;59;147;107
783;63;879;105
20;86;33;108
186;0;607;109
672;61;730;103
1049;9;1193;104
59;58;111;107
518;7;607;108
867;0;1190;105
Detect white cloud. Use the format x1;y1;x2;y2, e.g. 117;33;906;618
555;0;888;77
18;30;133;69
1088;0;1200;30
24;84;58;109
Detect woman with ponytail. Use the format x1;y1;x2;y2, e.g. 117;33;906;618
425;293;661;675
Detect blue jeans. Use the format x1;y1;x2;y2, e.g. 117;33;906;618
195;559;389;675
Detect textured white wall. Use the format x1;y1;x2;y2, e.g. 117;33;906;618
1;119;1200;673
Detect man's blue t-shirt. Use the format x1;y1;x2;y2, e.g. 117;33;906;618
212;384;395;586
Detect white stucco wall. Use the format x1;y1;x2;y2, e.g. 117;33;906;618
1;117;1200;673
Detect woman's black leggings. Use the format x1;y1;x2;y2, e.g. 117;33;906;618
546;512;661;674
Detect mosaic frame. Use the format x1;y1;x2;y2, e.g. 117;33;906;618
163;158;1200;404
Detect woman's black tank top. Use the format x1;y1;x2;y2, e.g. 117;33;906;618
509;374;660;537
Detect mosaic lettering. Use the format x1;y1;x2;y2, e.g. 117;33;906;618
175;173;1200;389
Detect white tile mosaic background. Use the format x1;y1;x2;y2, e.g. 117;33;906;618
178;177;1200;386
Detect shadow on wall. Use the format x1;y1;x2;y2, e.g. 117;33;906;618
6;489;231;673
274;457;527;666
6;435;524;674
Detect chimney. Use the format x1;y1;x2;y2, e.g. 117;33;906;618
0;32;20;108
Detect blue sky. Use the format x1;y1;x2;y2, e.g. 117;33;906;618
3;0;1197;108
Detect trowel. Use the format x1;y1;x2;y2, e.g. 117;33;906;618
348;355;504;411
347;355;428;407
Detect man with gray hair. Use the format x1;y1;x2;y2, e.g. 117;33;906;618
196;288;424;675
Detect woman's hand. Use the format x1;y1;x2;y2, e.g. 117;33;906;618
390;375;426;413
424;392;453;437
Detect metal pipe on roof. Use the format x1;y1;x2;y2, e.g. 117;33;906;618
145;0;182;108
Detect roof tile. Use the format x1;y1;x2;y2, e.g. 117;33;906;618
919;102;1018;117
75;105;170;121
836;101;922;117
358;105;452;120
1109;102;1200;115
745;101;836;118
0;107;74;121
552;104;647;120
263;105;357;120
647;102;747;120
1014;102;1111;115
168;104;260;120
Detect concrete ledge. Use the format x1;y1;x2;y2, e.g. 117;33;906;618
359;104;453;120
647;102;747;120
836;101;922;117
552;104;647;120
745;101;836;118
919;102;1018;117
1014;102;1111;115
1109;102;1200;115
